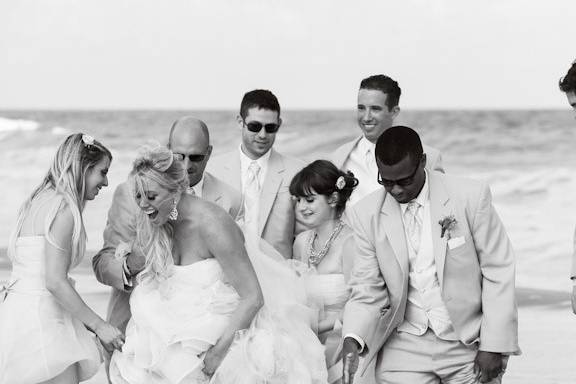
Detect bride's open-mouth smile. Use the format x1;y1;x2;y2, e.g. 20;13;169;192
143;208;158;220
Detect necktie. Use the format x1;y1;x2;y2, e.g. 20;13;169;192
404;200;422;253
366;148;376;173
244;161;261;225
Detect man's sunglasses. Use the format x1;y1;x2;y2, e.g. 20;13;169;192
244;120;280;134
174;153;207;163
377;156;421;188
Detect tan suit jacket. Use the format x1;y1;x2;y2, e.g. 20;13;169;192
207;148;304;259
92;171;241;332
342;171;519;375
330;135;444;173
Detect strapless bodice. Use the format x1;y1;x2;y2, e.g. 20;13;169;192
306;273;350;313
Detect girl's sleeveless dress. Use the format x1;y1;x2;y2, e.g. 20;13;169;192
0;235;102;383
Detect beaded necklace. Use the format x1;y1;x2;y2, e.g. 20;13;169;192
306;220;345;267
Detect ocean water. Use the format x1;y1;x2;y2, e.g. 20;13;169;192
0;109;574;290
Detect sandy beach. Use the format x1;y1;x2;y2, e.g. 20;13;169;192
1;249;575;384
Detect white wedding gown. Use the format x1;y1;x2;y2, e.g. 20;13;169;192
109;226;328;384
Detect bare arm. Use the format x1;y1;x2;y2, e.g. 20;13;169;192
292;231;309;262
45;205;124;350
202;207;264;374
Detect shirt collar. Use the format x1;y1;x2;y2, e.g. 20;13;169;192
400;169;429;214
189;175;205;197
358;136;376;155
239;144;271;175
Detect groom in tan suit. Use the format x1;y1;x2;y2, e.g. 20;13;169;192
342;126;519;384
208;89;303;259
331;75;444;206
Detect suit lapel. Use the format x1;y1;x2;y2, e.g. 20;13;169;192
258;150;284;235
428;172;451;287
380;193;409;277
220;152;242;192
335;136;362;169
202;173;222;204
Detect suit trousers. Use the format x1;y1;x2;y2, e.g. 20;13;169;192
375;329;506;384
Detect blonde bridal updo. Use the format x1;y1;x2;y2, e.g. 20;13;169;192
129;142;188;280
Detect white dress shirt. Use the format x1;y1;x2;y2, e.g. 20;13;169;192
397;171;457;340
342;137;381;206
187;175;204;198
239;146;271;227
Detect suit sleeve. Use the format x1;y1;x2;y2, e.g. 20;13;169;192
342;206;391;356
92;183;137;292
471;183;519;354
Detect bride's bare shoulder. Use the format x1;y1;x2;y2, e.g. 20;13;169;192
178;195;238;229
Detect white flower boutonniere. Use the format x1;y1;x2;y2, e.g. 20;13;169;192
438;215;457;239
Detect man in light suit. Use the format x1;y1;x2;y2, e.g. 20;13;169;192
559;61;576;314
92;117;241;377
208;89;303;259
342;126;519;384
331;75;444;206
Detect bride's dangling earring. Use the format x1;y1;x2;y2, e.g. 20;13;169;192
169;199;178;220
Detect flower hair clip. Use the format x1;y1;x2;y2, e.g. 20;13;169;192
82;134;95;147
335;176;346;190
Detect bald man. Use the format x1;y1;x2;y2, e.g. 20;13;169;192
92;116;241;380
167;117;242;217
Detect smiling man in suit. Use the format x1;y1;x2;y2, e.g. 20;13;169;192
331;75;444;206
208;89;303;259
342;126;519;384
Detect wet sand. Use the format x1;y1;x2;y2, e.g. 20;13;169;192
1;251;575;383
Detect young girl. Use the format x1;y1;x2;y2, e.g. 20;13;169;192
0;133;124;384
290;159;359;384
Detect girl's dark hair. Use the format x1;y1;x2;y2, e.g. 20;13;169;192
289;159;359;216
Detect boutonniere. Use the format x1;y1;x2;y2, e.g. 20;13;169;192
438;215;457;239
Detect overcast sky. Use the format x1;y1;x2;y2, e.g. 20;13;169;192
0;0;574;109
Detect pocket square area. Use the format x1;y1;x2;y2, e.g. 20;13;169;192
448;236;465;249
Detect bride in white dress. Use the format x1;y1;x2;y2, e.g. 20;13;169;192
0;133;124;384
109;144;327;384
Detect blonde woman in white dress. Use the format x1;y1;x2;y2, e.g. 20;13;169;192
0;133;124;384
109;144;327;384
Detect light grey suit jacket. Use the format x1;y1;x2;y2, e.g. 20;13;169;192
207;148;304;259
342;171;519;374
92;171;242;332
330;135;444;173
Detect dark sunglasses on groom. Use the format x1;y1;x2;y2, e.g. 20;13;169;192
243;120;281;134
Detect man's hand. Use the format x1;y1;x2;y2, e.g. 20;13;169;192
474;351;503;383
126;246;147;276
571;285;576;315
342;337;360;384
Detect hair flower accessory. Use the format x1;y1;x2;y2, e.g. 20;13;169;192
439;215;457;239
82;134;95;146
335;176;346;190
